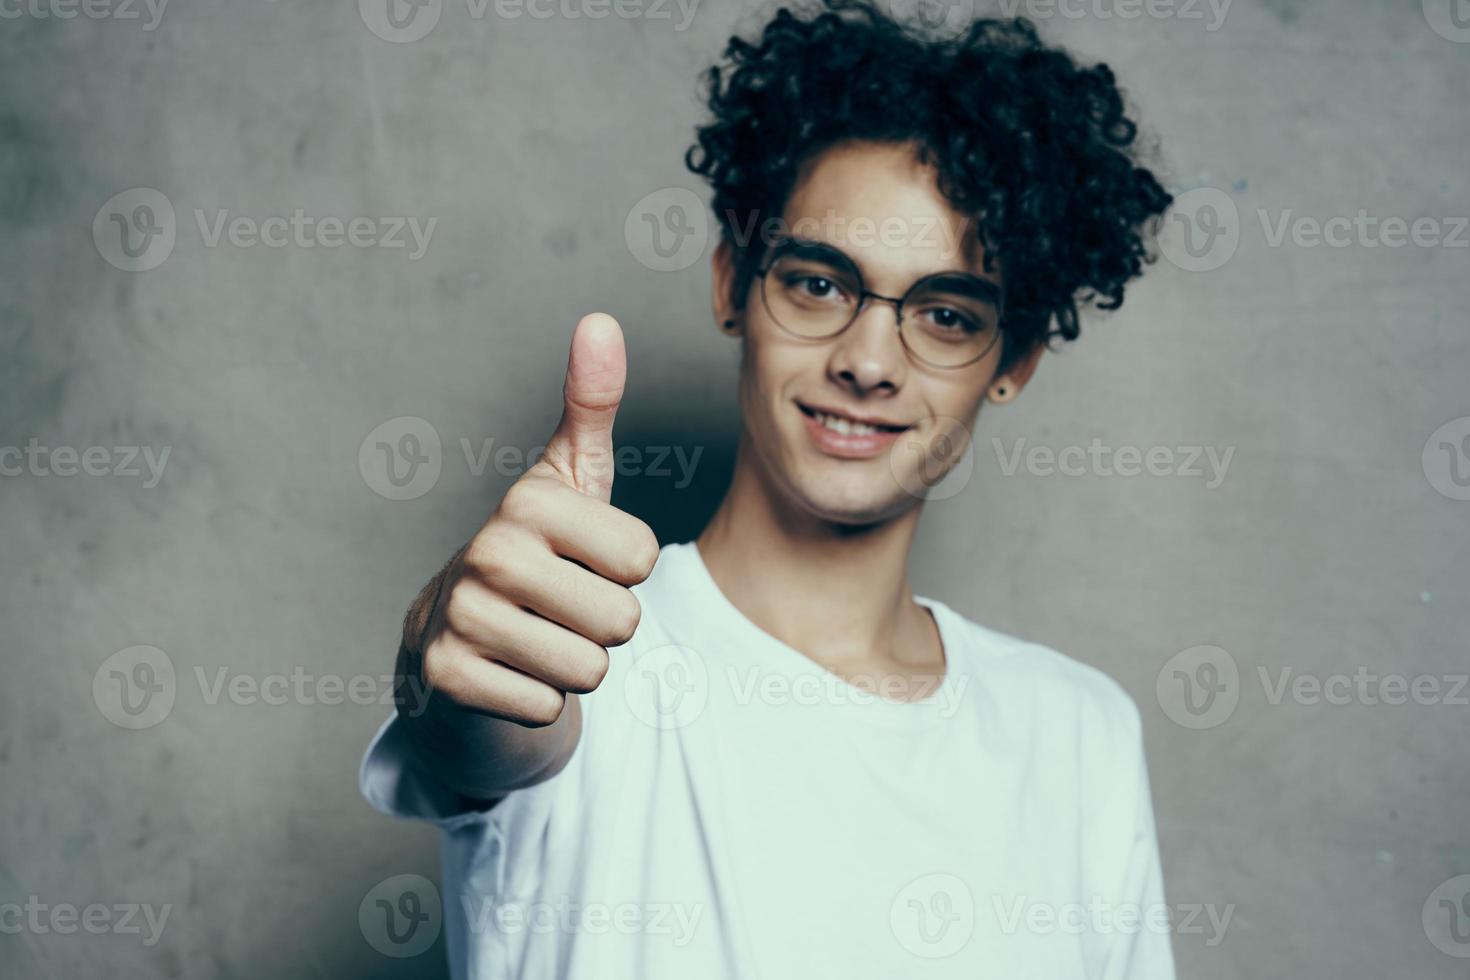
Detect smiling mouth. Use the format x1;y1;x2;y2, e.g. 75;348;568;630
797;403;912;436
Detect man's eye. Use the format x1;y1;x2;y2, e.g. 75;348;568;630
800;276;836;297
925;307;978;333
786;274;846;302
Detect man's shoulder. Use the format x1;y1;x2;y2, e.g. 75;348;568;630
630;540;696;595
928;598;1143;738
624;541;701;632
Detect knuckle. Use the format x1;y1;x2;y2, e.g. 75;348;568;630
439;581;479;630
516;687;566;728
496;478;543;525
624;523;660;582
563;647;610;695
465;525;521;585
599;592;642;648
421;645;468;703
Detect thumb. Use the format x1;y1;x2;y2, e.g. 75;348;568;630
537;312;626;501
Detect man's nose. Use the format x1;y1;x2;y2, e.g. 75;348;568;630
827;300;907;396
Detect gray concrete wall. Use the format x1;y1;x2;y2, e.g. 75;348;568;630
1;1;1467;976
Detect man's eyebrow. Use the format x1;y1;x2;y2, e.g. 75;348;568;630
770;235;1002;304
921;272;1003;307
770;237;854;266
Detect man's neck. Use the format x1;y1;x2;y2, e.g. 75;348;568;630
695;448;941;674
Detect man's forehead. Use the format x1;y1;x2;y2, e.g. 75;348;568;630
780;142;996;285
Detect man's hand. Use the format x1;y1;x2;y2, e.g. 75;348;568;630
413;313;659;728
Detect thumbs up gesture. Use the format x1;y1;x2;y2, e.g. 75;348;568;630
416;313;660;727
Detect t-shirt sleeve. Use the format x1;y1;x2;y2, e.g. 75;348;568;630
358;713;500;831
1097;706;1177;980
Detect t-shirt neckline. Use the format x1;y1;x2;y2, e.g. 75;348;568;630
668;540;967;727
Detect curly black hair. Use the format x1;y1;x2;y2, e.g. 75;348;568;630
685;0;1172;369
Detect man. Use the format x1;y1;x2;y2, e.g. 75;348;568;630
362;2;1176;977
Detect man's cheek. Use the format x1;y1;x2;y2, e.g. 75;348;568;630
888;415;975;500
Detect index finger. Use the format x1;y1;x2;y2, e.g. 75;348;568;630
508;474;659;587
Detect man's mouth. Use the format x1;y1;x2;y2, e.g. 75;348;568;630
797;403;912;435
796;402;914;460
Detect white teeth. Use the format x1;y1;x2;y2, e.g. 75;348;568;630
814;411;879;436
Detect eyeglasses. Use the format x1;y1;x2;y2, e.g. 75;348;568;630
757;238;1005;370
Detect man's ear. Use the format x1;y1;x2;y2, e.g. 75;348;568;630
711;239;741;335
986;340;1045;405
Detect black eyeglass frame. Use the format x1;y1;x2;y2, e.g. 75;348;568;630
754;238;1007;370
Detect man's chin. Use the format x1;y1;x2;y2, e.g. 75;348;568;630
787;474;922;528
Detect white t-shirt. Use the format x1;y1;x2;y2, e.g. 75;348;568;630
360;542;1175;980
